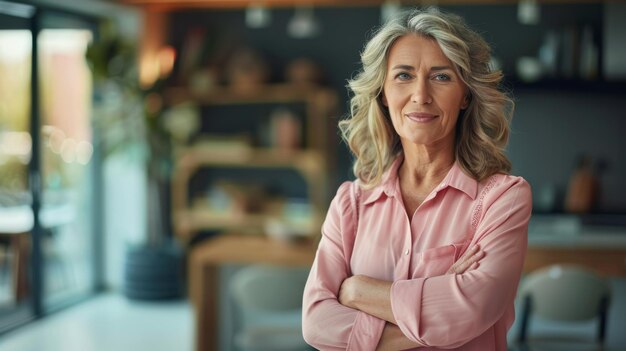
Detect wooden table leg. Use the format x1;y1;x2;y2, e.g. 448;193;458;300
9;233;29;302
191;253;218;351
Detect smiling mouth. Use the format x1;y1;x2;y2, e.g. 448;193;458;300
405;112;438;123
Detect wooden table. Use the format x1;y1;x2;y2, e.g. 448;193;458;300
188;232;626;351
188;234;317;351
0;204;76;304
524;246;626;276
0;231;29;303
525;229;626;276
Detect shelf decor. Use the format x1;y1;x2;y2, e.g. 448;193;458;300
169;84;338;244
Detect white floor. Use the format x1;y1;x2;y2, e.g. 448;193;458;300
0;293;193;351
0;280;624;351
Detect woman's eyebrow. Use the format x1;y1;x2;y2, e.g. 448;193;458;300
431;65;453;71
390;64;454;71
391;64;415;71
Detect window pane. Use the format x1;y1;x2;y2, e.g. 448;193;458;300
0;28;33;322
38;28;95;306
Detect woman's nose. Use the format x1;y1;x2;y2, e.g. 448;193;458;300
411;80;432;104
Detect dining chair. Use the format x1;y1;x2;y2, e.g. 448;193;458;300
516;264;611;351
229;264;311;351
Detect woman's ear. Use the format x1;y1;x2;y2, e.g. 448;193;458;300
460;92;470;109
381;92;388;107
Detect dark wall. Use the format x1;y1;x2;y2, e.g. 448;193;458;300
167;4;626;215
509;89;626;214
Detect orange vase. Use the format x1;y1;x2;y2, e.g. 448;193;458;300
564;157;598;213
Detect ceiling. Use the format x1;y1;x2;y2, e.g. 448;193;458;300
117;0;595;11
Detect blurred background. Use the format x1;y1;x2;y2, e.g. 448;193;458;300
0;0;625;350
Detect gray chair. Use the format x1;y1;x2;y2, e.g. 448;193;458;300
230;265;311;351
516;264;611;351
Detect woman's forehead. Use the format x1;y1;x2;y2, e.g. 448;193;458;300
387;34;452;68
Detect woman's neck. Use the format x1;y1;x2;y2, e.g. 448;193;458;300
399;145;455;188
397;144;455;216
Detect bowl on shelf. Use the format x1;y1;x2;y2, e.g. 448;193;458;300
265;217;311;243
516;56;544;83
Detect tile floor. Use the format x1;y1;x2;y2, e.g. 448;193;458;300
0;293;192;351
0;279;624;351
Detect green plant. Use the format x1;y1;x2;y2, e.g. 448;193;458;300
86;20;176;246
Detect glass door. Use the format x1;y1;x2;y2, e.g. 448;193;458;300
0;2;100;332
0;2;35;329
37;11;98;310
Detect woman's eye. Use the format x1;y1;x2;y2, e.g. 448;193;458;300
395;72;411;80
433;73;451;81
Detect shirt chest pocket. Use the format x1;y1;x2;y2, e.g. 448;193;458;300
411;241;469;278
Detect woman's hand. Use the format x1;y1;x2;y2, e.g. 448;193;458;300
446;245;484;275
338;275;396;323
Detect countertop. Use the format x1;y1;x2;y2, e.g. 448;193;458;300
528;214;626;248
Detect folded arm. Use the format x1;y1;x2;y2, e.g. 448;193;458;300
302;182;386;351
339;179;532;348
339;245;485;349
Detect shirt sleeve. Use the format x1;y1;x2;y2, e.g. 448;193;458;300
390;176;532;348
302;181;386;351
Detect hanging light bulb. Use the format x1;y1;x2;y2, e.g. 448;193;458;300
287;5;320;39
381;0;402;24
518;0;540;25
246;2;271;29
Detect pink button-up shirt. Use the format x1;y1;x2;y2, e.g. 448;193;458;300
302;157;532;350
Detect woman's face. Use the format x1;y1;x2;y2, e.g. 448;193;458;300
382;34;469;150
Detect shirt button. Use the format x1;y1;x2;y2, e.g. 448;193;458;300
404;249;410;255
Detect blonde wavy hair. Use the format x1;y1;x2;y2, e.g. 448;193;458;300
339;7;513;188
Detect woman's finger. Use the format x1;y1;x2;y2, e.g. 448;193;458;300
459;245;479;260
447;248;471;274
463;249;484;269
448;246;484;274
458;245;479;266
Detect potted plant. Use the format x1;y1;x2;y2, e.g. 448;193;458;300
86;20;195;300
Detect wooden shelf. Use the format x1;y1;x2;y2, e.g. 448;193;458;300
167;83;339;162
172;146;329;243
171;148;333;245
174;206;319;242
169;84;337;245
166;84;337;106
176;146;325;176
174;208;267;237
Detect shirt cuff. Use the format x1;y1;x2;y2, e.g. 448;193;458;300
391;278;428;346
346;311;386;351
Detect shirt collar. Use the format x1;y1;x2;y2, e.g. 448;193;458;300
445;161;478;200
362;155;478;205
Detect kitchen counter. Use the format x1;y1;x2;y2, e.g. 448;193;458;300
527;214;626;247
524;216;626;275
529;227;626;248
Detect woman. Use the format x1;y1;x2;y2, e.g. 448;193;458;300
302;7;532;351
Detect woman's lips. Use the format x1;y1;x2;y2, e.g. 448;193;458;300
405;112;438;123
